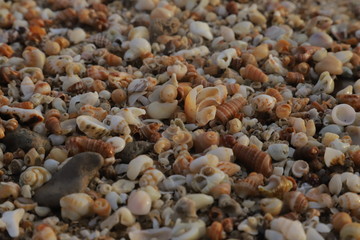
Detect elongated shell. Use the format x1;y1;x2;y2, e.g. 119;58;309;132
60;193;94;221
215;97;247;124
127;155;154;180
283;191;308;213
76;115;110;139
234;172;264;198
240;64;268;83
233;143;273;177
19;167;51;189
66;136;114;158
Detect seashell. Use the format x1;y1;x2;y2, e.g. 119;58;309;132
324;147;345;167
191;166;226;194
291;160;309;178
267;144;289;161
127;155;154;180
76;115;110;139
270;217;306;240
24;148;42;166
190;154;219;173
20;77;35;101
103;115;131;136
216;48;237;69
332;212;352;232
285;72;305;85
240;64;268;83
330;104;356;126
312;71;334;94
112;179;135;194
190;21;213;40
233;143;273;177
308;32;333;48
258;175;294;198
124;38;152;61
0;182;20;199
252;44;269;61
32;224;57;240
129;228;173;240
0;105;44;125
93;198;111;217
139;123;162;143
171;219;206;240
233;21;254;37
215;97;247;124
19;166;51;189
260;198;283;216
1;208;25;238
251;94;276;112
139;168;165;187
283;191;308;213
340;223;360;240
217;162;241;176
45;109;61;134
350;149;360;167
275;103;291;119
234;172;264;198
337;94;360;112
218;194;243;217
100;206;136;230
184;85;203;123
66;136;114;158
238;216;259;235
206;221;223;240
209;182;231;198
196;106;217;127
264;55;288;76
127;190;152;215
22;47;46;69
0;44;14;58
146;100;178;120
60;193;94;221
78;104;107;122
193;131;220;153
293;144;319;161
14;197;37;211
290;132;308;148
154;137;171;154
106;137;125;154
160;84;178;103
265;88;283;103
338;192;360;210
315;55;343;75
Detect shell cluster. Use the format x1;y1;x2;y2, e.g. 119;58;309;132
0;0;359;239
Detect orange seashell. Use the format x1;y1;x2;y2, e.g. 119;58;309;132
233;144;273;177
193;131;220;153
0;44;14;58
54;36;70;49
222;218;233;233
45;109;61;134
296;45;321;62
275;39;291;54
34;81;51;95
105;53;122;66
265;88;283;102
215;97;247;124
28;25;46;43
207;221;224;240
283;191;308;213
93;198;111;217
337;94;360;111
32;223;57;240
332;212;352;232
139;123;162;143
241;53;258;67
293;62;310;76
87;65;109;80
291;97;309;112
258;175;294;198
173;151;193;175
240;64;268;83
225;83;241;95
209;182;231;199
0;66;19;84
11;101;34;109
78;104;107;121
275;103;292;119
293;144;319;161
66;136;114;158
234;172;264;198
350;149;360;167
217;162;241;176
286;72;305;85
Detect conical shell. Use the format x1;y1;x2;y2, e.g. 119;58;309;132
258;175;294;198
76;115;110;139
215;97;247;124
240;64;268;83
66;136;114;158
60;193;94;221
193;131;220;153
283;191;308;213
234;172;264;198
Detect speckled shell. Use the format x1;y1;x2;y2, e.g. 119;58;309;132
215;97;247;124
258;175;294;198
234;172;264;198
283;191;308;213
233;143;273;177
60;193;94;221
76;115;110;139
240;64;268;83
139;168;165;187
19;167;51;189
66;136;114;158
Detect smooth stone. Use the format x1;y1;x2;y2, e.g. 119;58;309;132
1;128;51;153
33;152;103;208
117;141;153;163
308;32;333;49
319;124;344;136
127;190;151;215
315;55;343;75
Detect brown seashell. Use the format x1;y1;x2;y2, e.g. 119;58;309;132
240;64;268;83
105;53;122;66
215;97;247;124
0;44;14;58
293;145;319;161
93;198;111;217
209;182;231;199
207;221;223;240
78;104;107;121
291;97;309;112
275;39;291;54
283;191;308;213
67;81;87;94
27;25;46;43
222;218;233;233
66;136;114;158
139;123;162;143
350;149;360;167
54;36;70;49
275;103;292;119
285;72;305;85
194;131;220;153
11;102;34;109
217;162;241;176
233;144;273;177
332;212;352;232
265;88;283;102
87;65;109;80
241;53;258;67
337;94;360;111
173;151;193;175
234;172;264;198
258;175;294;198
225;83;241;95
14;197;37;211
111;88;127;105
45;109;61;134
293;62;310;76
296;45;321;62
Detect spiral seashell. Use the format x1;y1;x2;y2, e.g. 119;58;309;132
22;47;46;69
173;151;193;175
340;223;360;240
139;123;162;143
209;182;231;199
172;130;193;148
331;104;356;126
139;168;165;187
233;143;273;177
283;191;308;213
60;193;94;221
285;72;305;85
45;109;61;134
127;155;154;180
193;131;220;153
293;144;319;161
290;132;308;148
350;149;360;167
240;64;268;83
338;192;360;210
291;160;309;178
190;154;219;173
270;217;306;240
217;162;241;176
331;212;352;232
66;136;114;158
251;94;276;112
191;166;226;194
93;198;111;217
32;224;57;240
258;175;294;198
76;115;110;139
275;103;292;119
215;97;247;124
24;148;42;166
324;147;345;167
19;167;51;189
0;182;20;199
154;137;171;154
260;198;283;216
234;172;264;198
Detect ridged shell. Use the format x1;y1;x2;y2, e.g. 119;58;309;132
240;64;268;83
76;115;110;139
139;168;165;187
60;193;94;221
337;94;360;111
66;136;114;158
234;172;264;198
338;192;360;210
217;162;241;176
93;198;111;217
19;167;51;189
293;145;319;161
193;131;220;153
258;175;294;198
215;97;247;124
283;191;308;213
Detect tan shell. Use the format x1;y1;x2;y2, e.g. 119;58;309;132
283;191;308;213
258;175;294;198
332;212;352;232
260;198;283;216
234;172;264;198
93;198;111;217
240;64;268;83
76;115;110;139
139;168;165;187
0;182;20;199
19;167;51;189
60;193;94;221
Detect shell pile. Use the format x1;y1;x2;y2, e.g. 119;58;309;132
0;0;360;239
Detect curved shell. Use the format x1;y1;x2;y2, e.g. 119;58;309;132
76;115;110;139
324;147;345;167
66;136;114;158
258;175;294;198
283;191;308;213
340;223;360;240
0;182;20;199
331;104;356;126
332;212;352;232
338;192;360;210
139;168;165;187
189;154;219;173
291;160;309;178
127;155;154;180
127;190;152;215
93;198;111;217
193;131;220;153
191;166;226;194
217;162;241;176
234;172;264;198
251;94;276;112
146;101;178;119
19;167;51;189
267;144;289;161
60;193;94;221
240;64;268;83
270;217;306;240
215;97;247;124
337;94;360;111
312;71;334;94
184;85;203;123
260;198;283;216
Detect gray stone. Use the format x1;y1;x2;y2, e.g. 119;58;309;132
117;141;153;163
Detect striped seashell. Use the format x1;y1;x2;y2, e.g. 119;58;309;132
215;97;247;124
258;175;294;198
172;130;193;148
19;167;51;189
45;109;61;134
283;191;308;213
139;123;162;143
44;55;73;75
217;162;241;176
234;172;264;198
22;46;46;69
60;193;94;221
139;168;165;187
225;83;241;95
285;72;305;85
67;81;87;94
66;136;115;158
209;182;231;198
240;64;268;83
265;88;283;102
93;198;111;217
78;104;107;122
275;103;292;119
193;131;220;153
338;192;360;210
293;144;319;161
86;65;109;80
76;115;110;139
337;94;360;111
233;143;273;177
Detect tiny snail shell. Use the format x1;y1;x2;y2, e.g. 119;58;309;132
240;64;268;83
190;154;219;173
270;217;306;240
127;190;152;215
160;84;178;103
331;104;356;126
206;147;234;162
260;198;283;216
291;160;309;178
60;193;94;221
139;168;165;187
275;103;292;119
189;21;213;40
324;147;345;167
340;223;360;240
283;191;308;213
338;192;360;210
290;132;308;148
127;155;154;180
332;212;352;232
267;144;289;161
19;166;51;189
251;94;276;112
258;175;294;198
234;172;264;198
93;198;111;217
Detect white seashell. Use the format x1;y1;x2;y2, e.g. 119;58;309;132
171;219;206;240
60;193;94;221
103;115;131;136
312;48;327;62
174;46;210;59
147;101;178;119
291;132;308;148
328;139;350;153
34;206;51;217
68;92;99;113
334;51;353;64
264;55;288;76
216;48;237;69
19;166;51;189
338;192;360;210
0;105;44;123
265;229;285;240
291;160;309;178
270;217;306;240
106;137;126;153
60;75;82;92
128;26;150;40
112;179;135;194
205;147;234;162
290;118;306;133
345;174;360;193
105;191;121;210
267;144;289;161
124;38;151;61
329;174;342;195
1;209;25;238
324;147;345;167
260;198;283;216
190;21;213;40
127;190;152;215
308;32;333;48
45;55;73;75
100;207;136;230
196;106;217;126
67;28;86;44
135;0;158;11
139;168;165;187
306;227;324;240
251;94;276;112
127;155;154;180
189;154;219;173
20;76;35;101
185;194;214;210
76;115;110;139
233;21;254;36
158;175;186;191
331;104;355;126
129;227;172;240
336;85;353;96
220;26;235;42
191;166;226;194
116;107;146;126
312;71;334;94
238;217;259;235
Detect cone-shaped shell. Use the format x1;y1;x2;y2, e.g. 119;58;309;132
215;97;247;124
